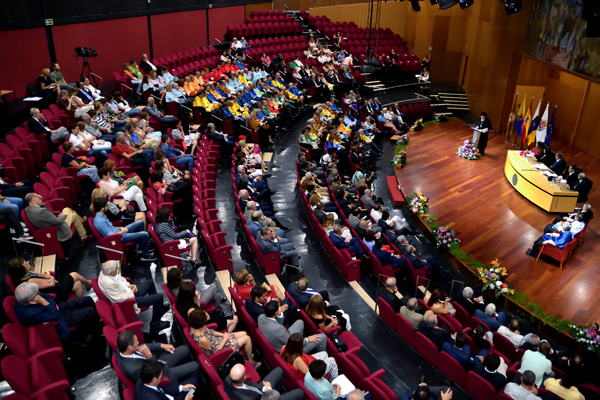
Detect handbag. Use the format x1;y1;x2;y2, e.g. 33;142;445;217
328;332;348;353
217;350;245;379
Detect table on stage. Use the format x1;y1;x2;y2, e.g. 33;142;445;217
504;150;578;213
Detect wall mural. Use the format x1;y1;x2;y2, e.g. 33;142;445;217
525;0;600;79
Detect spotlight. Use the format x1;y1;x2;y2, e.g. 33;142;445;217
411;0;421;11
429;0;438;4
504;0;522;15
459;0;473;9
438;0;458;10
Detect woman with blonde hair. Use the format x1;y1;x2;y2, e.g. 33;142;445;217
322;214;335;234
130;117;160;149
305;294;348;331
90;187;146;227
36;68;58;97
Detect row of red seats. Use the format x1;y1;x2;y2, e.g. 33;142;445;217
247;35;307;48
250;9;286;17
2;294;71;400
228;21;302;39
152;46;219;72
246;14;294;24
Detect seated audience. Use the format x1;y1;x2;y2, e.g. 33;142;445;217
28;107;69;141
399;382;452;400
281;333;339;381
474;303;506;331
25;192;92;243
14;281;97;339
378;277;408;313
257;226;300;267
456;286;485;316
569;173;593;203
497;318;526;349
233;269;284;302
258;300;326;354
116;330;199;393
7;257;91;302
225;364;303;400
135;359;195;400
419;312;451;351
306;293;349;332
154;207;199;266
503;370;541;400
92;197;155;261
98;260;168;332
473;353;507;392
62;141;100;182
400;298;425;330
526;222;574;257
98;168;147;212
518;341;554;388
543;372;585;400
175;280;236;332
424;289;455;317
188;308;260;368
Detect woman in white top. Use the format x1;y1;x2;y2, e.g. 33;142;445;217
68;86;94;118
416;67;429;82
97;167;147;212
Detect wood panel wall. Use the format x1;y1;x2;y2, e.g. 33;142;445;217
246;2;273;17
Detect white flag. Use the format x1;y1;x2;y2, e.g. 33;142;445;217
536;103;549;144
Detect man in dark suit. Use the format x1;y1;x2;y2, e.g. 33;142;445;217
549;153;567;175
569;173;593;203
456;286;485;316
139;53;158;73
247;212;287;243
404;245;437;273
28;108;69;142
257;227;300;266
372;239;407;273
225;364;303;400
378;277;408;313
418;312;451;351
562;165;580;187
473;303;506;331
134;360;195;400
286;277;325;307
313;202;328;224
244;285;296;325
117;331;199;393
475;112;492;156
377;211;391;233
329;225;363;257
473;353;507;392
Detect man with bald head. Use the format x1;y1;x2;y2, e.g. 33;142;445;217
225;364;303;400
379;277;409;313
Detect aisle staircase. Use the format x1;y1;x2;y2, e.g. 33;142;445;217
430;88;469;118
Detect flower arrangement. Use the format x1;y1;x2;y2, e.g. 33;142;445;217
392;151;406;168
411;118;424;132
396;134;410;147
457;139;479;160
476;259;515;298
406;192;429;216
571;323;600;353
433;225;456;249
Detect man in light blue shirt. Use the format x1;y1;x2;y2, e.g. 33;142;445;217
160;134;194;173
304;361;339;400
92;197;155;261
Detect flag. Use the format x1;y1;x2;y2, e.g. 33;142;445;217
506;92;518;139
522;98;533;145
545;106;556;147
527;100;541;146
514;94;526;138
536;103;549;144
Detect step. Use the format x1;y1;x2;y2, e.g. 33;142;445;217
349;281;377;312
216;270;233;308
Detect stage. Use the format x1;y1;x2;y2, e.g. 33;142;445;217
395;118;600;326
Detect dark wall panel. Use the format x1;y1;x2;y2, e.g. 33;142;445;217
151;9;207;58
0;27;49;98
208;5;245;44
52;16;149;88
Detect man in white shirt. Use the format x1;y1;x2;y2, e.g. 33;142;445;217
504;370;542;400
140;53;157;73
98;260;168;331
497;318;526;349
82;77;102;100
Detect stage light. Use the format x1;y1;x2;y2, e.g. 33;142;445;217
411;0;421;11
504;0;522;15
438;0;458;10
429;0;438;5
459;0;473;9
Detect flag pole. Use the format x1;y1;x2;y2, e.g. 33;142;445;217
506;91;518;143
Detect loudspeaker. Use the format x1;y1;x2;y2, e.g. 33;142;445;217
583;0;600;37
438;0;458;10
411;0;421;11
429;0;438;4
459;0;474;9
505;0;522;15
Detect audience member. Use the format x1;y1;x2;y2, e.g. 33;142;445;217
400;297;425;330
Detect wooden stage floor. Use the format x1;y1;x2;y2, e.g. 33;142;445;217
395;118;600;326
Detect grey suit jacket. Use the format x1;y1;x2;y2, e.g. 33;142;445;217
25;205;72;242
258;314;290;353
257;237;280;255
400;306;424;330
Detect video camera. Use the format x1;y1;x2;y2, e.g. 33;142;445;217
75;47;98;57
